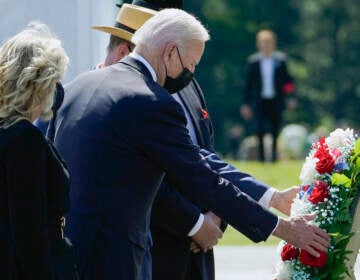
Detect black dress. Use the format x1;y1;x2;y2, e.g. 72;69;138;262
0;119;70;279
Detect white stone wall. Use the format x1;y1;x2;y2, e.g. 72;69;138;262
0;0;117;82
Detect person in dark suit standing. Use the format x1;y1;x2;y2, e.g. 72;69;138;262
241;30;295;162
0;22;70;279
67;2;299;279
92;2;297;279
54;9;329;280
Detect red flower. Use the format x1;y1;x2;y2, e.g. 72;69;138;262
314;138;335;174
201;108;209;119
281;244;300;261
299;248;327;267
282;82;295;95
315;153;335;174
331;148;342;160
308;180;329;204
301;185;310;192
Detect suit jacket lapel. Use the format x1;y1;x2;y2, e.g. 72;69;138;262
177;83;205;147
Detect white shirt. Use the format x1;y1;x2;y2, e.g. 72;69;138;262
129;52;278;236
260;55;276;99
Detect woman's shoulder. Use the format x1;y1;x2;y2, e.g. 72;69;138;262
0;119;46;149
8;119;44;138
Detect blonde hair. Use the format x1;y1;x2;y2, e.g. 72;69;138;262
0;21;69;127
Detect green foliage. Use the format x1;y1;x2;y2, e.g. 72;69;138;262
325;233;353;279
185;0;360;153
295;0;360;129
352;139;360;180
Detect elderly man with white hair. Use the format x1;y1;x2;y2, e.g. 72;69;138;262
54;8;329;280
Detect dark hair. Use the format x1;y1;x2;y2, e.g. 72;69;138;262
107;35;129;52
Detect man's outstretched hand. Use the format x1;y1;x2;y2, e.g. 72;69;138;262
270;187;298;216
273;213;330;257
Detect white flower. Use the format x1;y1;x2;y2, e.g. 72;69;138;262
291;197;313;216
299;156;318;184
272;261;292;280
325;128;354;150
276;240;287;254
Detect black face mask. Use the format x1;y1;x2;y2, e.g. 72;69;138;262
163;47;194;93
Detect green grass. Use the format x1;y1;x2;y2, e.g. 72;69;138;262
219;160;303;246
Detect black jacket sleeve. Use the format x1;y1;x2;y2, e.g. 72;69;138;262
243;61;256;105
5;125;51;279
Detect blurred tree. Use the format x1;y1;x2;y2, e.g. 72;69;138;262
293;0;360;129
118;0;360;154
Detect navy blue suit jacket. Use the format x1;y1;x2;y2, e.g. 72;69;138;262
54;56;278;280
150;79;216;280
151;79;271;280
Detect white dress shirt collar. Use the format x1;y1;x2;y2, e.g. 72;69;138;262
129;52;157;82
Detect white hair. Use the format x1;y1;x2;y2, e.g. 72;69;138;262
132;8;210;51
0;21;69;126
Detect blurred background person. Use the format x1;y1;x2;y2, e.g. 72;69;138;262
240;30;295;162
0;22;70;279
226;124;244;160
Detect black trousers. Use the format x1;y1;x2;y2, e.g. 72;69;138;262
255;99;282;162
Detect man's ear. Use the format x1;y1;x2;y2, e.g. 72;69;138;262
162;43;177;64
116;43;131;60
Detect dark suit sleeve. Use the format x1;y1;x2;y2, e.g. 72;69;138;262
200;149;269;201
279;59;295;95
243;61;255;105
151;180;202;238
130;95;278;243
283;61;293;82
5;126;51;279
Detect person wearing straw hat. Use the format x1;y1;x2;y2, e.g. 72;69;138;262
92;4;156;68
116;0;182;10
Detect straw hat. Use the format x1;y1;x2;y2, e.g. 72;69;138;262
116;0;183;10
92;4;157;42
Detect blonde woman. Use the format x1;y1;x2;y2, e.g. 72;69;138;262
0;22;74;279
